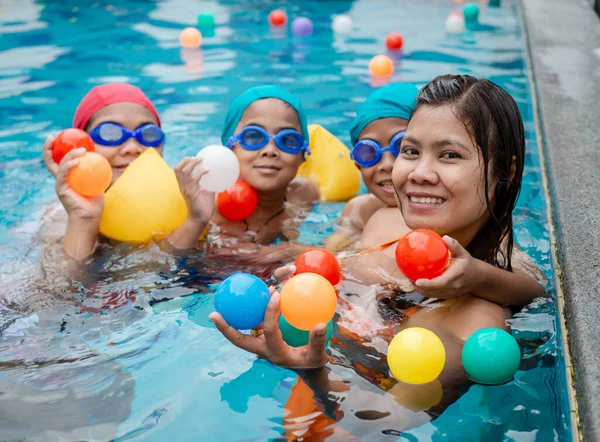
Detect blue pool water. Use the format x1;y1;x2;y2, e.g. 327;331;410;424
0;0;573;440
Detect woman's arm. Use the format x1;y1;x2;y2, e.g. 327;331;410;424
415;237;545;307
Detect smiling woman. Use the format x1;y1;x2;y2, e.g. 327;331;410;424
395;75;524;269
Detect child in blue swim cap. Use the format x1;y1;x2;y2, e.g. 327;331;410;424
325;83;418;254
208;85;319;258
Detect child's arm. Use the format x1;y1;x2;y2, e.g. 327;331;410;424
324;194;385;252
47;147;103;260
414;236;545;306
167;157;215;250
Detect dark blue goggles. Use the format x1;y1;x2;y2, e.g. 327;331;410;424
89;122;165;147
350;131;405;168
226;125;309;157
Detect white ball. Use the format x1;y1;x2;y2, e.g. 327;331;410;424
445;14;465;34
195;145;240;192
332;15;353;34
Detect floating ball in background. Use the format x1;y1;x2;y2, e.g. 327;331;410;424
385;32;404;51
197;12;215;29
463;4;480;31
268;9;287;27
332;15;353;34
368;54;394;77
445;13;466;34
180;27;202;48
462;328;521;385
291;17;313;37
195;145;240;192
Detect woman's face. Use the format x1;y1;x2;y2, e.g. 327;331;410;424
86;102;163;185
231;98;304;194
391;105;496;246
357;117;408;207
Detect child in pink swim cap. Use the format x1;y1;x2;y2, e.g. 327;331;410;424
42;83;214;260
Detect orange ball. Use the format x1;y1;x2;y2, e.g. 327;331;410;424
67;152;112;197
179;27;202;48
268;9;287;27
280;273;337;331
386;32;404;50
369;55;394;77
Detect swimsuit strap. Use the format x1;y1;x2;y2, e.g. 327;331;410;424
339;235;404;264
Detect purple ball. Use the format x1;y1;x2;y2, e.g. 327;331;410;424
291;17;313;37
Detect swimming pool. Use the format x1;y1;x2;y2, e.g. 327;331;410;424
0;0;574;440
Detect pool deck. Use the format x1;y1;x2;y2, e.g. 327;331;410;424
522;0;600;439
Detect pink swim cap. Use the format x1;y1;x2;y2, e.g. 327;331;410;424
73;83;161;130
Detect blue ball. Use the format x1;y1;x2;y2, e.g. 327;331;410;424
215;273;270;330
462;328;521;385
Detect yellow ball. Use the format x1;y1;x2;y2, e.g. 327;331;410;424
387;327;446;384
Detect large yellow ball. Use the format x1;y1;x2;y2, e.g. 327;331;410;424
387;327;446;385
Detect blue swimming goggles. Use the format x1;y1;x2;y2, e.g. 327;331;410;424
88;122;165;147
350;131;405;168
226;125;310;157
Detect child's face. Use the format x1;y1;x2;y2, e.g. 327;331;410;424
86;102;163;185
391;105;496;244
232;99;303;194
357;117;408;207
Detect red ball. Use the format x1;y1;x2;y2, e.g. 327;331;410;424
395;229;449;281
385;32;404;51
294;248;342;286
52;128;95;164
217;180;258;221
268;9;287;27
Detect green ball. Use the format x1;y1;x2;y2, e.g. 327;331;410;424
462;328;521;385
197;12;215;29
463;4;480;21
279;315;333;348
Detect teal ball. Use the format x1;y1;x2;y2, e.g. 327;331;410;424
197;12;215;29
279;315;333;348
462;328;520;385
463;4;480;21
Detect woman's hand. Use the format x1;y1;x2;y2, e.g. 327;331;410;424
413;236;481;299
210;288;330;369
55;148;104;222
174;157;215;224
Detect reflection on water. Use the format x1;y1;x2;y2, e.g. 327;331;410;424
0;0;572;440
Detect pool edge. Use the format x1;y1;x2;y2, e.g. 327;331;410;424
520;0;600;440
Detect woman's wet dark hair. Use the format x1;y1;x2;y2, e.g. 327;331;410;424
412;74;524;270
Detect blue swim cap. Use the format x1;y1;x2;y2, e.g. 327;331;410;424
221;85;309;146
349;83;419;146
